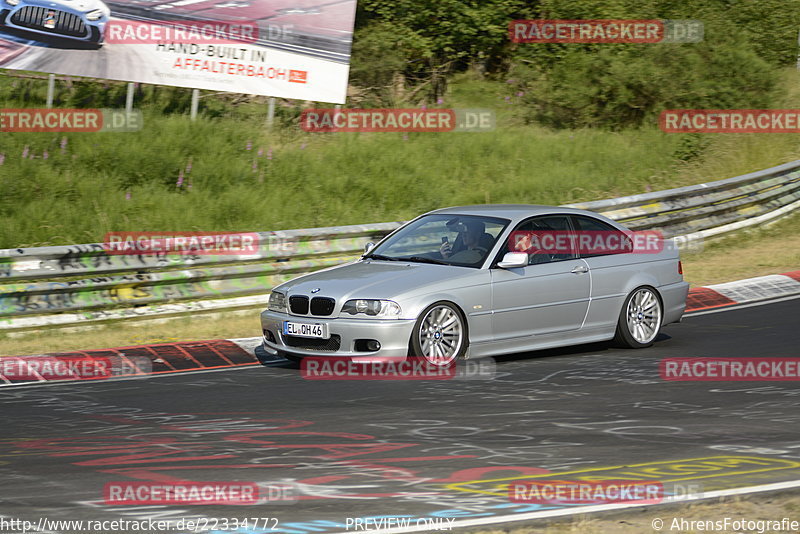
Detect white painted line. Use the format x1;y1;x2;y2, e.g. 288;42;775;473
327;479;800;534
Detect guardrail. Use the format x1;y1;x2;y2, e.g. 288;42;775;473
2;160;799;331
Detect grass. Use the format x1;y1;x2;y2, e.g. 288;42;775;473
3;69;800;248
681;211;800;287
0;308;262;356
0;118;686;247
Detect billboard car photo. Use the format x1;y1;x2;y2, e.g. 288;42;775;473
0;0;109;45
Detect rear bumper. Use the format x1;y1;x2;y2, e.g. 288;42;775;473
661;281;690;325
260;309;416;359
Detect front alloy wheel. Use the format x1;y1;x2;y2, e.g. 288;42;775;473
411;302;467;366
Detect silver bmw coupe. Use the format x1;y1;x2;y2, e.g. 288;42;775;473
259;205;689;365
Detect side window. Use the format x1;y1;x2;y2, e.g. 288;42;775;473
572;216;632;257
507;215;577;265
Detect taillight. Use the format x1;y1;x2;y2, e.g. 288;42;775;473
678;260;683;275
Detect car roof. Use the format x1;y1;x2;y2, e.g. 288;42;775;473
428;204;605;223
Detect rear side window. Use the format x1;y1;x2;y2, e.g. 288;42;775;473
571;216;632;257
572;215;618;232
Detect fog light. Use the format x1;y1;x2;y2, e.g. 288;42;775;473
355;339;381;352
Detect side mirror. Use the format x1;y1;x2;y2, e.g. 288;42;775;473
497;252;527;269
363;242;375;255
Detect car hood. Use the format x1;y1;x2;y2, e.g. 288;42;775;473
276;260;478;301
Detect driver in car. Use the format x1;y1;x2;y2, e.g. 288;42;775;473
439;220;491;263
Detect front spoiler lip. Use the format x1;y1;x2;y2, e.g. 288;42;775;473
259;342;411;363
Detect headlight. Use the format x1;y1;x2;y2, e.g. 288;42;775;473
85;9;104;20
268;291;287;313
341;299;401;318
5;0;21;6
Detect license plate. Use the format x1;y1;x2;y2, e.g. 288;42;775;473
283;321;327;339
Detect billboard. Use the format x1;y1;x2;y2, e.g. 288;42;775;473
0;0;356;103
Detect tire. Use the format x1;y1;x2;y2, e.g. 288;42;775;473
410;301;468;366
613;286;663;348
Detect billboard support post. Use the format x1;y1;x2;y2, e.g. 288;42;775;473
126;83;135;114
797;29;800;70
190;89;199;121
267;97;276;129
334;104;342;128
46;74;55;109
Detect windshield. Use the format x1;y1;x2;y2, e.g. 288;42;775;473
366;214;509;268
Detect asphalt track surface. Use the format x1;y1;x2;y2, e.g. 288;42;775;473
1;298;799;533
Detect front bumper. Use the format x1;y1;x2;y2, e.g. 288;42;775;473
260;309;416;359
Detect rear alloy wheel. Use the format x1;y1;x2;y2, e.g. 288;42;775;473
411;302;467;366
614;286;663;348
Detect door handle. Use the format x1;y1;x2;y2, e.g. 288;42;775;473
571;265;589;274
